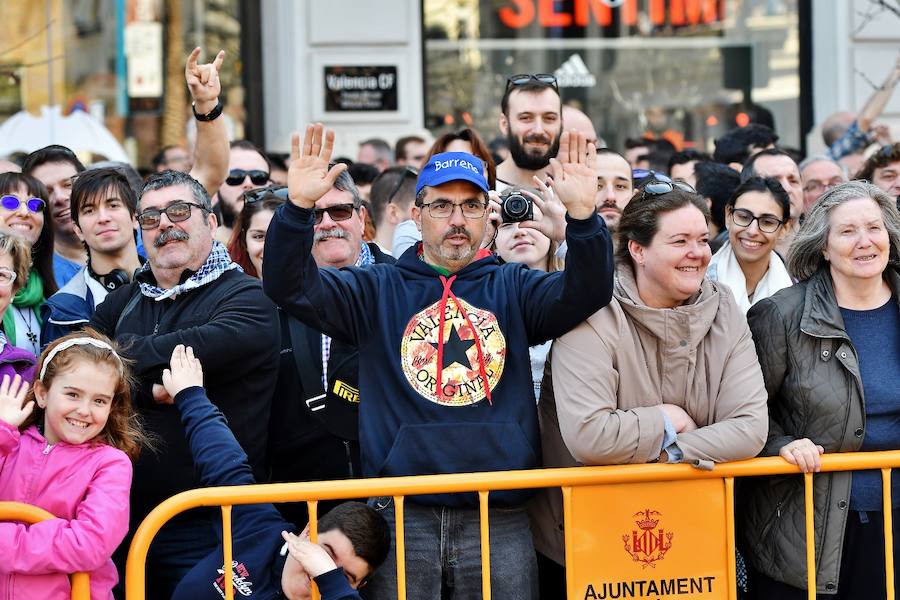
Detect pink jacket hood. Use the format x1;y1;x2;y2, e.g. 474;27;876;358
0;421;132;599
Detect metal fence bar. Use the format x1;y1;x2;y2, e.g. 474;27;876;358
479;490;492;600
884;468;895;600
123;451;900;599
562;486;574;600
0;501;91;599
725;478;737;600
804;473;816;600
395;495;407;600
221;505;234;600
308;500;320;600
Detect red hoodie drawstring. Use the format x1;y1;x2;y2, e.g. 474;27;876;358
436;275;493;406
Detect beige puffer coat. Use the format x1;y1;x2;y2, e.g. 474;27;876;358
529;264;768;565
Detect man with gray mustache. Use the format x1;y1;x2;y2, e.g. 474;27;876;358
267;167;395;528
90;168;279;598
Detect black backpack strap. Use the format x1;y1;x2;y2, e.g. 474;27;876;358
286;315;327;413
113;285;143;335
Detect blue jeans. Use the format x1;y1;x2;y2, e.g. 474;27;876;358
363;497;538;600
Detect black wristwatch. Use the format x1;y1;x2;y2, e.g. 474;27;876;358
192;99;223;122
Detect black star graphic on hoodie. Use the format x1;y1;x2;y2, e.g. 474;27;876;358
431;324;476;370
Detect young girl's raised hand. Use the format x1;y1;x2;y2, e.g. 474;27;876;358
162;345;204;399
0;374;31;427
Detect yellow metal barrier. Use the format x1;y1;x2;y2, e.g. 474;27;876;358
0;501;92;600
124;450;900;600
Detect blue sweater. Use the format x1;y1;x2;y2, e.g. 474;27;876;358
170;387;362;600
840;297;900;511
263;202;614;507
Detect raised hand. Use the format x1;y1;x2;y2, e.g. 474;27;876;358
518;176;568;243
287;124;348;209
0;374;31;427
185;47;225;112
281;531;338;579
546;131;599;220
162;345;204;400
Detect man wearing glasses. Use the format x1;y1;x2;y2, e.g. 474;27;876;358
495;73;562;191
214;139;271;242
263;123;613;600
90;167;279;598
268;165;396;529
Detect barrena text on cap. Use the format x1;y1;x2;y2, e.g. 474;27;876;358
416;152;489;195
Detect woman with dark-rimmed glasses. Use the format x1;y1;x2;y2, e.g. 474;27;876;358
529;179;767;596
707;176;794;313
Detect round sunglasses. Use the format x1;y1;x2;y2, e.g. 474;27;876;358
0;194;45;213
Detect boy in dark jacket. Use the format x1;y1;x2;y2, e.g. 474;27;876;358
161;344;390;600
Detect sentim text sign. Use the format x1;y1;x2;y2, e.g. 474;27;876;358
498;0;723;29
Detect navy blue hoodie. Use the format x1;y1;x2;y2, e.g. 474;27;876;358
263;202;614;506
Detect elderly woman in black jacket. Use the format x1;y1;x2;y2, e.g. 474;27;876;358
742;181;900;599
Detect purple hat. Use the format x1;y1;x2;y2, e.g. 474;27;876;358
416;152;489;195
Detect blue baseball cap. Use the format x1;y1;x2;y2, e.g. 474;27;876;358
416;152;489;195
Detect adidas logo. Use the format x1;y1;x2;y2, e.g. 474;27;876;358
554;54;597;88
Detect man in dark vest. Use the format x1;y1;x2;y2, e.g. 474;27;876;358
267;167;394;527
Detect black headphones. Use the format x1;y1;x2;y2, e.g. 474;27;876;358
87;262;131;291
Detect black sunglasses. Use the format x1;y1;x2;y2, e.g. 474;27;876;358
242;186;289;205
506;73;558;91
387;166;419;205
314;203;356;225
226;169;269;187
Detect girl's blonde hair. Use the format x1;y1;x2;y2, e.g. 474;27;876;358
20;328;149;461
0;231;32;294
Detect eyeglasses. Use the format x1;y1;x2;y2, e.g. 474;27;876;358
0;267;17;287
0;194;45;213
639;180;696;201
803;179;843;194
419;199;487;219
387;167;419;205
314;203;357;225
137;201;208;230
506;73;558;92
242;186;289;205
729;208;784;233
226;169;270;187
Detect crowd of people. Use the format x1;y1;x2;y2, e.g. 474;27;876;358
0;45;899;600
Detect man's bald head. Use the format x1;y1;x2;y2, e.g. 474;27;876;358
821;111;856;147
562;105;600;147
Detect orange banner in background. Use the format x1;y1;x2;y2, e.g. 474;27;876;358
569;479;729;600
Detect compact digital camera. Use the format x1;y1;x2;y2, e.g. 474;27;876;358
500;188;534;223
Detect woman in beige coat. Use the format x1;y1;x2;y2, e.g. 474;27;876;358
529;181;768;595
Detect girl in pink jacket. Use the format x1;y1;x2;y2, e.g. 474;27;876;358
0;329;147;599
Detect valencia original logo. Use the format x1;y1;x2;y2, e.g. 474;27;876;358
401;298;506;406
622;509;674;568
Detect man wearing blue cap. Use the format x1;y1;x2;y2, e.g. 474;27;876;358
263;123;614;600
